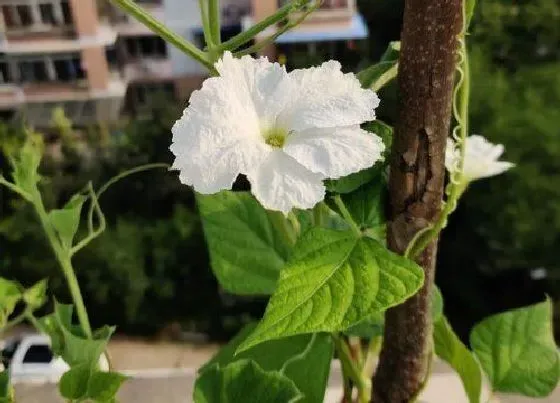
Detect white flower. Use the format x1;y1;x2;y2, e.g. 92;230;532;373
446;135;515;181
170;52;384;214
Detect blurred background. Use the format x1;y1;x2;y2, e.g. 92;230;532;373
0;0;558;352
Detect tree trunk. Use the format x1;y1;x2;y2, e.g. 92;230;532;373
372;1;462;402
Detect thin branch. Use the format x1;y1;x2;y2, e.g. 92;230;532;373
236;1;321;57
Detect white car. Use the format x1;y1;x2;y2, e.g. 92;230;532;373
1;334;108;384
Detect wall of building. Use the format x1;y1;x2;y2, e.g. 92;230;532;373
163;0;205;77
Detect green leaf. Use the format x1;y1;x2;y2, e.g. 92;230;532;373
325;167;381;194
340;181;387;242
87;371;128;402
200;324;332;403
48;194;87;249
357;42;400;91
197;191;293;295
38;301;114;367
363;120;393;154
345;286;441;338
59;364;91;400
465;0;476;29
238;228;424;352
22;279;47;309
432;286;444;323
434;317;482;403
470;299;560;397
344;311;385;338
194;360;302;403
9;134;43;195
0;278;21;326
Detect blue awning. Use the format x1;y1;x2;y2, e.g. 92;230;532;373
275;14;368;44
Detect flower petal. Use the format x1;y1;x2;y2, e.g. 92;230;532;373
215;52;290;124
284;126;385;178
279;60;379;132
246;150;326;214
170;70;267;193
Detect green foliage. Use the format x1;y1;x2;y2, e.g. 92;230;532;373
0;278;20;326
465;0;476;29
38;301;113;366
37;302;125;401
48;194;87;250
346;286;443;338
0;278;47;328
434;317;482;403
339;180;386;242
197;191;293;295
22;279;48;309
470;299;560;397
4;132;43;197
238;228;424;352
357;42;400;91
200;324;333;403
194;360;302;403
59;366;127;402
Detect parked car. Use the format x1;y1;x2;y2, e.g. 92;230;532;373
1;333;108;383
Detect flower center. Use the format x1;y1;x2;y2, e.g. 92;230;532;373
263;126;288;148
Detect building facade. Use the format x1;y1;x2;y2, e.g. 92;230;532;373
0;0;366;127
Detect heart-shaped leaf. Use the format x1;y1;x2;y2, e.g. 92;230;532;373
238;228;424;352
470;299;560;397
197;191;293;295
194;360;302;403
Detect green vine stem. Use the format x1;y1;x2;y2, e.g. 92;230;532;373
31;188;93;338
333;334;371;403
217;0;311;53
109;0;213;71
208;0;222;47
198;0;214;50
0;175;32;201
236;1;321;57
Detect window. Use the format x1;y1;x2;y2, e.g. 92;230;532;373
22;345;53;364
61;0;72;25
105;46;118;68
125;36;167;59
0;61;12;83
39;3;56;25
16;5;33;26
53;56;84;81
2;6;16;28
19;60;48;83
125;38;139;59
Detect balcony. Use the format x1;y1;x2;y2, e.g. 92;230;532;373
1;1;76;39
0;24;117;54
109;1;164;36
122;58;173;82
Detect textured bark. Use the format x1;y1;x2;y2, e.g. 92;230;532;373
372;1;462;402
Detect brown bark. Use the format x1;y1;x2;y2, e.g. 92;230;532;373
372;1;462;402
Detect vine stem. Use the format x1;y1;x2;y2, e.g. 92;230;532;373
333;334;370;403
32;190;92;338
208;0;222;47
